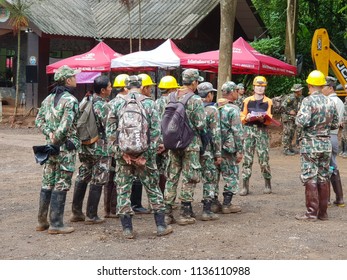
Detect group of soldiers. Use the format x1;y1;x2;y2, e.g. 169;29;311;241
34;64;345;239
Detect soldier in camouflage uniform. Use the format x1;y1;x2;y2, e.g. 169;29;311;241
106;75;173;238
281;84;304;156
295;70;339;221
340;87;347;157
196;82;221;221
155;75;180;195
216;81;243;213
70;75;112;225
233;83;246;109
35;65;80;234
240;76;273;196
164;68;207;226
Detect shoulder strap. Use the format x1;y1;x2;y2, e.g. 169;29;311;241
169;91;178;103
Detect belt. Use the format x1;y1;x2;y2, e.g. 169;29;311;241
244;123;267;128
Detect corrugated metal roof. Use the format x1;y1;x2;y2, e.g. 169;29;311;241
23;0;220;39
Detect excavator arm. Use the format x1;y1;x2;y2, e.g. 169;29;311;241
311;28;347;96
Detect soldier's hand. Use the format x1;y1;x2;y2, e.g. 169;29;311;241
214;157;222;166
289;110;296;115
49;132;56;144
157;144;166;154
122;153;132;164
245;113;251;122
236;152;243;163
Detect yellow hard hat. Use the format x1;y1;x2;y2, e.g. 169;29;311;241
253;76;267;86
113;74;129;88
306;70;326;86
158;75;180;89
138;73;156;87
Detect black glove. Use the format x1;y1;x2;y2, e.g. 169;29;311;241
65;140;76;151
200;131;212;155
33;144;60;165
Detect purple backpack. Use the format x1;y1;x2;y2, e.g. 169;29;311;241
161;91;195;150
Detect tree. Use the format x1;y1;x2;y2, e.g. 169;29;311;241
119;0;135;53
138;0;142;51
217;0;237;99
285;0;298;66
0;0;30;122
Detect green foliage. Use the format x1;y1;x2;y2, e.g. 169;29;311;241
250;37;282;59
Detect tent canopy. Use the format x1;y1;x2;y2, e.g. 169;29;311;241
46;42;122;74
180;37;297;76
110;39;189;70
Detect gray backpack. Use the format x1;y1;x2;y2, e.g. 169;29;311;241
161;91;195;150
77;96;99;145
117;92;150;156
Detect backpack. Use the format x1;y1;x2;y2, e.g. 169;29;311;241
161;91;195;150
117;92;150;156
271;95;285;115
77;96;99;145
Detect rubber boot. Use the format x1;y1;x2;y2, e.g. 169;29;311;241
343;141;347;158
210;196;222;213
331;170;345;207
120;214;134;239
318;181;329;220
176;202;196;225
48;191;75;234
239;179;249;196
295;180;318;221
131;179;150;214
164;204;175;224
222;191;242;213
159;174;166;195
70;180;87;222
201;199;219;221
85;184;105;224
264;178;272;194
340;139;346;157
104;180;118;218
154;211;173;236
36;189;52;231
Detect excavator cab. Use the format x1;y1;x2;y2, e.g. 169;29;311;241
311;28;347;96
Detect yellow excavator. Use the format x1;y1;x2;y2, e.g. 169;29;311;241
311;28;347;96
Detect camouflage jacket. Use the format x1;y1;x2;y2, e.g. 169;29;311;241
233;95;246;110
343;102;347;124
35;87;80;152
79;93;109;156
202;102;222;158
155;94;170;144
218;99;244;155
281;93;303;122
106;90;160;159
295;91;339;153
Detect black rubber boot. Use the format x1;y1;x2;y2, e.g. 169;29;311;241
201;199;219;221
164;204;175;224
120;214;134;239
222;191;242;214
331;169;345;207
264;178;272;194
131;179;150;214
176;202;196;225
70;180;87;222
48;191;74;234
154;211;173;236
36;189;52;231
85;184;105;224
210;196;222;213
104;180;118;218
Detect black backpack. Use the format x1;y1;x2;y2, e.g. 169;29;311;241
161;91;195;150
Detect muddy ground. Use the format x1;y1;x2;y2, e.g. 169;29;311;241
0;106;346;260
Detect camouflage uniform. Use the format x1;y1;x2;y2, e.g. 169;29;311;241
340;97;347;157
233;95;246;110
281;90;303;154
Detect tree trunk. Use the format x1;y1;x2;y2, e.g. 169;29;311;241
128;11;133;53
138;0;142;51
13;30;21;121
285;0;297;65
217;0;237;99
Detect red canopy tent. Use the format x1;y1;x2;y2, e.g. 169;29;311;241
180;37;297;76
46;42;123;74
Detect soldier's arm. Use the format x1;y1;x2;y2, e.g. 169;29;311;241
331;105;339;130
105;103;119;152
210;107;222;158
148;100;160;150
295;99;310;128
190;97;207;132
35;99;51;137
230;109;244;153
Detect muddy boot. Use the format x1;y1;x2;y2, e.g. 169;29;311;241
159;174;167;195
264;178;272;194
154;211;173;236
48;191;75;234
104;180;118;218
120;214;134;239
210;196;222;213
131;179;150;214
318;181;329;220
164;205;175;224
201;199;219;221
222;191;242;214
331;169;345;207
176;202;196;225
283;149;295;156
85;184;105;224
295;180;318;221
70;180;87;222
36;189;52;231
239;179;249;196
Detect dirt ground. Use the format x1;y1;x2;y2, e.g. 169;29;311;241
0;104;347;260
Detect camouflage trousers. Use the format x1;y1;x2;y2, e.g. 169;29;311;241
115;155;165;215
217;153;240;195
156;152;168;176
341;124;347;141
300;152;331;184
282;120;296;150
164;149;201;205
76;154;111;186
41;150;77;191
242;125;271;180
200;154;218;200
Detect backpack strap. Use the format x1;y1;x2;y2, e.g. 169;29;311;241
180;92;195;106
